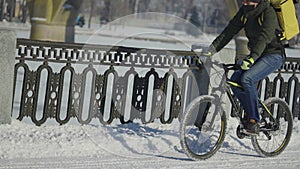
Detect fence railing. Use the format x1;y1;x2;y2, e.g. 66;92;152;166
260;57;300;117
13;38;205;125
13;38;300;126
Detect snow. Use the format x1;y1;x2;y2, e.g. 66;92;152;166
1;118;300;169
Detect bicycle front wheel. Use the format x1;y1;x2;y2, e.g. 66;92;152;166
252;97;293;157
180;95;226;160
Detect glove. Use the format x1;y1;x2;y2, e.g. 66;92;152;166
202;45;216;57
192;44;216;56
201;50;214;57
240;56;255;70
192;44;216;64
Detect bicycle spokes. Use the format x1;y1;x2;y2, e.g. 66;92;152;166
251;98;293;157
180;96;226;160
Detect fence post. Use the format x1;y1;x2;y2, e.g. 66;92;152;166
0;29;15;124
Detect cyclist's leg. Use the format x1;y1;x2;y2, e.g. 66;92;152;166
239;54;284;122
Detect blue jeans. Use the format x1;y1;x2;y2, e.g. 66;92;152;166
230;54;284;122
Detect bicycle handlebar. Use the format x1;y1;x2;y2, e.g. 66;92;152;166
197;55;242;81
197;55;241;72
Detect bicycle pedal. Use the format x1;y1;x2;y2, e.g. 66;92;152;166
259;127;273;132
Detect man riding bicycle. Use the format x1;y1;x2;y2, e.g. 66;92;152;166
194;0;286;134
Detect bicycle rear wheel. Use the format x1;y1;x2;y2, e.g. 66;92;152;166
252;97;293;157
180;95;226;160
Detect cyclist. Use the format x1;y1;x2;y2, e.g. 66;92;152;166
195;0;285;134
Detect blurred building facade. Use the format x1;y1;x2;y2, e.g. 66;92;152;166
1;0;299;38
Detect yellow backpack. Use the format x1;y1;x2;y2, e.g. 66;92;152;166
270;0;299;40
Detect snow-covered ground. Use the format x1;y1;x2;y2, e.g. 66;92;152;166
1;118;300;169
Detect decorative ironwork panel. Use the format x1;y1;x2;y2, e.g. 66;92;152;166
14;39;200;125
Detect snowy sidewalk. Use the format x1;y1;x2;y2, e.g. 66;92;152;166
0;119;300;169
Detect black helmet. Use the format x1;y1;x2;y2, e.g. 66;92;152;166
248;0;261;2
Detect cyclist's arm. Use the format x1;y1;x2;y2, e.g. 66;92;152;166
211;9;244;52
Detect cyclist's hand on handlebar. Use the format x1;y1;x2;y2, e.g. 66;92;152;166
201;50;214;57
191;44;216;64
240;55;254;70
191;44;216;57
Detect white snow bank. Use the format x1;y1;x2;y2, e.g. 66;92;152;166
1;118;300;168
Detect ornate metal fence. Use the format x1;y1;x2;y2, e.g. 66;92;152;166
13;38;206;125
13;38;300;126
260;57;300;118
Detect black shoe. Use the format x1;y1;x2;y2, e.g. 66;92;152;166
243;119;259;135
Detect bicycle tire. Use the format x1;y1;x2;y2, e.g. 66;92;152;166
180;95;227;160
251;97;293;157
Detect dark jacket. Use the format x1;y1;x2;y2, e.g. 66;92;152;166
211;1;283;60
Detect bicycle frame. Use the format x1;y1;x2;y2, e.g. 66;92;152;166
210;62;275;122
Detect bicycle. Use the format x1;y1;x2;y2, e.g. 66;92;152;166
180;58;293;160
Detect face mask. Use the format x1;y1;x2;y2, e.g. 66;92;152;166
243;5;256;13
